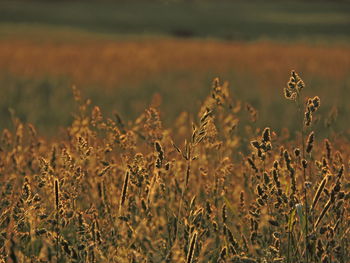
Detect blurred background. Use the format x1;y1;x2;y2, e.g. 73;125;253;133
0;0;349;137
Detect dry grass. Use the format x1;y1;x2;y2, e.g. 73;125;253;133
0;39;349;87
0;71;349;262
2;38;350;135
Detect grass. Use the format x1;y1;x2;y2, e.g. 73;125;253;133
0;72;348;262
0;2;349;260
0;0;349;135
0;38;349;136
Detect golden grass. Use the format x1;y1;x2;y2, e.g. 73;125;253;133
0;71;349;262
0;38;349;88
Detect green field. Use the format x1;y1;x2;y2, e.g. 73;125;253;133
1;0;350;42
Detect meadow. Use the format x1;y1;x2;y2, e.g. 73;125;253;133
0;0;350;135
1;37;350;137
0;71;349;263
0;0;349;262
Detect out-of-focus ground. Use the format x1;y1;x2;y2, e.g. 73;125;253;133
0;0;349;136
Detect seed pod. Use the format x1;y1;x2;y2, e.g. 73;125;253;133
35;229;47;236
324;139;332;160
312;176;327;211
247;157;258;173
268;219;279;227
294;148;300;157
54;179;59;210
302;159;308;169
263;172;270;185
222;204;227;223
262;127;271;143
306;132;315;154
256;185;264;196
337;165;344;179
120;171;129;209
304;110;312;126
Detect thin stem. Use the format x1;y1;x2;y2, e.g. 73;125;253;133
303;166;309;262
296;94;309;263
287;210;292;263
175;143;192;241
55;179;60;263
295;94;305;159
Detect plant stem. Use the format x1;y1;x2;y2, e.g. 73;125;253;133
296;94;309;263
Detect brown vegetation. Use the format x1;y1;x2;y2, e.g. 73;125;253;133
0;71;348;262
0;39;349;87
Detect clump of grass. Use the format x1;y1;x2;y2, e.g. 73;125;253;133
0;72;348;263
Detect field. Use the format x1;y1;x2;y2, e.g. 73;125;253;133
1;38;350;135
1;0;350;41
0;0;349;262
1;0;350;134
